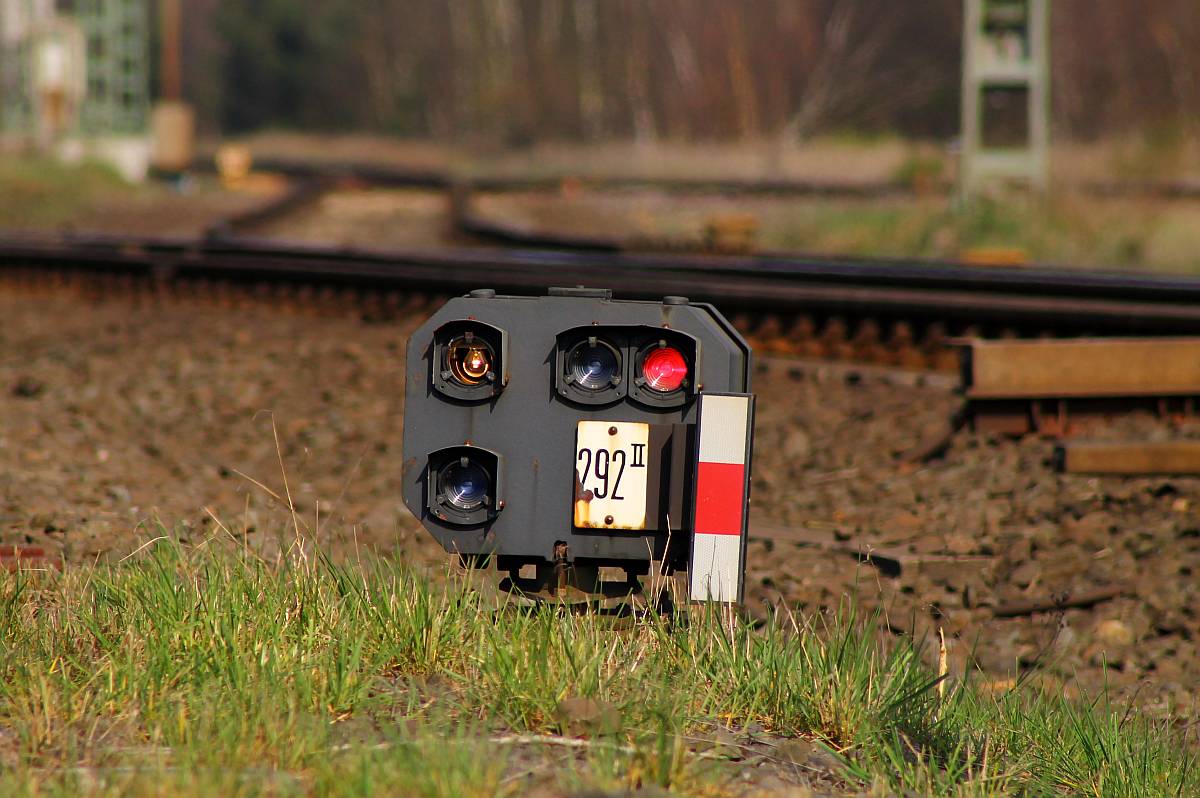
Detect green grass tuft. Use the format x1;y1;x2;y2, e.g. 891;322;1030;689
0;540;1193;795
0;156;134;230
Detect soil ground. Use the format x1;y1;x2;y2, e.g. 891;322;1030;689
251;189;455;250
468;189;1200;272
234;177;1200;274
3;286;1198;729
0;157;262;237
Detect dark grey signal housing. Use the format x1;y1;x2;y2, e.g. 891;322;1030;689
402;289;751;583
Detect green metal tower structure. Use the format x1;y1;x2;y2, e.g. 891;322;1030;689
74;0;150;135
0;0;41;136
960;0;1050;198
0;0;149;139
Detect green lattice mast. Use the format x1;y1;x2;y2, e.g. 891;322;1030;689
74;0;149;135
0;0;39;136
960;0;1050;198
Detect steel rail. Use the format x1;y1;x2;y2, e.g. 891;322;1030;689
5;233;1200;335
454;205;1200;303
12;229;1200;303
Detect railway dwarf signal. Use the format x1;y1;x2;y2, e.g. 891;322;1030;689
402;287;754;603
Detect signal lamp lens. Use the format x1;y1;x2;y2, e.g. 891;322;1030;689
440;459;490;511
569;341;620;391
447;337;494;386
642;346;688;392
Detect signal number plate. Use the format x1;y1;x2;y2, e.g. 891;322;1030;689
574;421;649;529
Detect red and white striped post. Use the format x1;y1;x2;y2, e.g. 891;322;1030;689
689;393;754;602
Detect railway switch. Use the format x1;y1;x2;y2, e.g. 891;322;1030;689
402;288;754;602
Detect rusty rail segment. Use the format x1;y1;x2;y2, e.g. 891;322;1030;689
991;586;1125;618
0;546;61;572
1055;440;1200;475
203;177;334;240
961;338;1200;436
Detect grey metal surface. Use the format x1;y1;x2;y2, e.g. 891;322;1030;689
401;289;751;565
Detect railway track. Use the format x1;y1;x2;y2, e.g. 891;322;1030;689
7;226;1200;374
8;155;1200;379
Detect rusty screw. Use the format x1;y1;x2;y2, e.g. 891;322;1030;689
605;515;614;525
608;426;617;435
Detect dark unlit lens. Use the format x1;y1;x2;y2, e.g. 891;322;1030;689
441;461;489;510
570;343;619;390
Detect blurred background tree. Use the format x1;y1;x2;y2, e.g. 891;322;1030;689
180;0;1199;143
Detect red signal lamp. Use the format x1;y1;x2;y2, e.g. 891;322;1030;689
642;345;688;392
